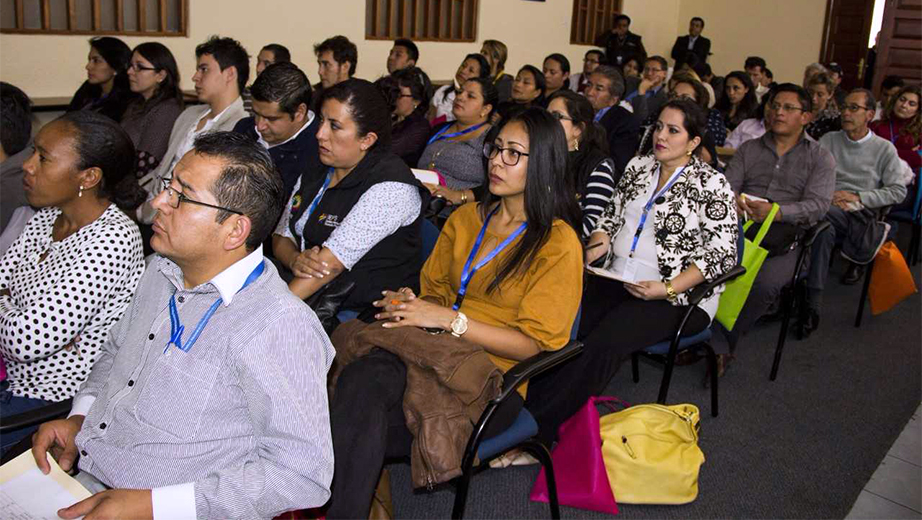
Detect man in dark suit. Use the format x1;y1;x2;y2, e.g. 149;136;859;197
594;14;647;68
671;17;710;71
585;65;640;176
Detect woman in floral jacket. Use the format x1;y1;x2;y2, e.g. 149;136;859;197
527;99;738;445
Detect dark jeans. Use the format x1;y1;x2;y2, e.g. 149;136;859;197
526;277;709;446
808;206;852;293
326;349;523;519
0;387;52;455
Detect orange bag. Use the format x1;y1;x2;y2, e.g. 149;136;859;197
868;241;918;315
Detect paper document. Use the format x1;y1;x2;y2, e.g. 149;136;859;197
411;168;441;185
586;265;634;283
741;193;769;203
0;451;91;520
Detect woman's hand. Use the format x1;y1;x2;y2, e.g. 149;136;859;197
424;183;464;205
372;288;417;318
376;295;456;330
290;246;331;279
585;231;611;265
624;280;668;301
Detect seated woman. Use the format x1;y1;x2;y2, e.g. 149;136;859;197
637;75;721;168
429;53;490;126
272;79;427;322
376;66;433;168
725;89;773;149
527;99;738;445
493;65;546;124
542;53;571;102
120;42;184;178
418;77;497;205
871;84;922;211
547;90;617;237
481;39;514;103
67;37;135;123
325;107;583;519
0;111;146;453
715;71;758;134
621;55;642;80
805;73;842;140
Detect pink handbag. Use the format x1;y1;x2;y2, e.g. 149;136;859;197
530;396;620;515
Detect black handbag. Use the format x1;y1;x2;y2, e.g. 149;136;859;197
744;222;803;257
305;276;356;334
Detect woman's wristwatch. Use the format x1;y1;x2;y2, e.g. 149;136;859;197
450;311;469;337
664;280;678;303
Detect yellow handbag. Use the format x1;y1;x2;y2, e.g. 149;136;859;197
599;402;705;505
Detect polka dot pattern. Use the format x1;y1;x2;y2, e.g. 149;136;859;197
0;204;144;401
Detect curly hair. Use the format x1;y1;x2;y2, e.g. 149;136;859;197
885;84;922;140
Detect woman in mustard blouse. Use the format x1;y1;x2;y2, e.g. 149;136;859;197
325;107;583;519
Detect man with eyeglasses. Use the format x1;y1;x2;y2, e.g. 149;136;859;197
805;89;906;321
30;132;335;520
585;65;639;175
570;49;605;94
714;84;836;370
625;56;669;124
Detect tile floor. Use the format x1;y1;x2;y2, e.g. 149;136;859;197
846;404;922;519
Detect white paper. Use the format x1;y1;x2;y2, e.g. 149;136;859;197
411;168;441;185
0;451;91;520
585;265;634;283
742;193;769;203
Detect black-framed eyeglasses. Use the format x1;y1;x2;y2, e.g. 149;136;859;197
841;103;871;113
770;102;806;113
483;142;529;166
128;63;159;73
160;178;243;215
549;111;573;122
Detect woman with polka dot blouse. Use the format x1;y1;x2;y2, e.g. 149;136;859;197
0;111;146;453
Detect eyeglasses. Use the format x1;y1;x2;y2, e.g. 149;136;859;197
160;178;243;215
128;62;159;73
483;142;529;166
841;103;871;113
770;103;806;113
549;111;573;122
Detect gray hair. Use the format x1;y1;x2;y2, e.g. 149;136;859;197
591;65;625;100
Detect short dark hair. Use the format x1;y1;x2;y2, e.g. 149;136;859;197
58;110;145;211
545;53;571;75
393;38;419;63
614;14;631;25
669;73;710;109
196;36;250;95
656;99;708;155
745;56;767;72
881;75;904;91
379;66;432;118
849;88;877;111
194;131;286;251
133;42;183;112
647;55;668;72
585;49;605;62
771;82;813;114
261;43;291;64
464;53;492;80
0;82;32;157
314;35;359;77
591;65;625;99
764;68;774;81
318;78;392;150
691;16;705;27
250;62;312;118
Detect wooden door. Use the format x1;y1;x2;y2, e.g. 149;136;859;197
872;0;922;92
820;0;877;90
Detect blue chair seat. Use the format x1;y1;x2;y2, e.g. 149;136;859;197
643;328;712;356
336;310;360;323
476;408;538;462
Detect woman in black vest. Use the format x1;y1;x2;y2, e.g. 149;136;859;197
272;79;427;320
67;37;136;123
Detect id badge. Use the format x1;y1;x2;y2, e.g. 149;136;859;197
622;257;639;283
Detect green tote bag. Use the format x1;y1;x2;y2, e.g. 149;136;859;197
715;203;779;331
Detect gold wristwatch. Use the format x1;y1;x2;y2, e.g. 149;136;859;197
450;311;469;337
664;280;678;303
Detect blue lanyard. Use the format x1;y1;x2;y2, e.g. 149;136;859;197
428;122;487;145
299;168;334;250
453;207;527;310
629;166;685;257
165;262;265;354
889;121;898;144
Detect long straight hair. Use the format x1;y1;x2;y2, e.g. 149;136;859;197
479;107;580;292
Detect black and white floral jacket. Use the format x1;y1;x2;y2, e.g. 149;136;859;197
595;153;739;309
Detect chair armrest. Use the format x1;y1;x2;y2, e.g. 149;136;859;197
685;265;747;307
0;399;73;433
498;340;583;403
802;221;831;248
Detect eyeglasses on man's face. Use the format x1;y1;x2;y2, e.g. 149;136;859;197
841;103;871;113
159;178;243;215
483;142;530;166
770;103;806;114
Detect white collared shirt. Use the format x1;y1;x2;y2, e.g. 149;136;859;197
687;35;698;50
169;101;239;172
256;110;316;150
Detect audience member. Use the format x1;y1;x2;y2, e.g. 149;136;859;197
233;62;318;197
716;84;835;365
548;90;617;237
137;36;249;225
67;37;135;123
509;64;546;107
480;40;514;103
826;62;848;109
807;89;906;312
430;53;490;125
621;55;642;81
625;55;669;124
420;77;497;203
0;83;32;236
274;79;426;320
387;38;418;73
32;131;334;519
376;66;433;168
570;49;605;94
314;35;358;99
586;65;639;175
594;14;647;67
874;75;905;121
0;111;145;453
702;63;724;106
870;85;921;185
805;72;842;140
762;68;776;90
724;89;773;149
715;70;759;132
542;53;571;101
671;16;710;70
802;62;827;89
244;43;291;114
745;56;770;102
325;107;583;517
528;99;738;445
120;42;184;178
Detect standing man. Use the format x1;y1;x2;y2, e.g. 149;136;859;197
585;65;639;176
570;49;605;94
313;35;358;107
594;14;646;68
671;17;710;71
386;38;418;73
31;132;335;520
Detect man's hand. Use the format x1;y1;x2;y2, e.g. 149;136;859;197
747;200;780;223
637;77;655;96
32;416;85;474
0;288;10;298
736;195;751;217
58;489;153;520
832;190;860;210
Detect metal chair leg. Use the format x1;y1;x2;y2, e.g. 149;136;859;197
657;351;675;405
631;352;640;383
702;344;719;417
521;440;560;520
771;286;795;381
451;465;473;519
854;258;875;328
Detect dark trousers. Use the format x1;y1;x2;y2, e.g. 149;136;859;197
526;277;709;446
711;249;800;355
326;349;523;519
808;206;851;293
